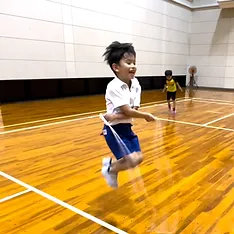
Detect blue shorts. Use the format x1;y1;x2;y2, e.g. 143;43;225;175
102;123;141;160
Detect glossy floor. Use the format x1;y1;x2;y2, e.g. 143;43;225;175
0;89;234;234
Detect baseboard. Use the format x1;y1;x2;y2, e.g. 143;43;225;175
0;75;186;104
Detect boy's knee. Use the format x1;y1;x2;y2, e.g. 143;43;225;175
122;156;136;168
135;153;143;165
123;152;143;168
131;152;143;167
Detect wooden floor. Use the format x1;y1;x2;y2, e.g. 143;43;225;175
0;88;234;234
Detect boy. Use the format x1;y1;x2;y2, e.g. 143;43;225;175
163;70;183;114
101;41;156;188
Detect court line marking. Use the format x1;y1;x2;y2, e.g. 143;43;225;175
206;111;222;114
1;96;233;130
0;189;31;203
203;112;234;126
156;117;202;127
0;114;100;135
192;97;234;105
1;98;234;134
141;97;186;106
0;171;128;234
205;125;234;132
0;97;187;129
0;110;106;129
191;99;234;106
156;117;234;132
0;99;188;135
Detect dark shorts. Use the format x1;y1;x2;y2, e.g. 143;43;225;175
167;91;176;101
102;123;141;160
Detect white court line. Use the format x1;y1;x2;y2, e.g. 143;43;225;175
0;98;186;129
193;97;234;105
156;117;234;132
206;111;222;114
0;110;105;129
203;112;234;126
2;98;234;134
140;97;186;107
1;98;234;134
0;114;100;135
141;98;187;108
206;125;234;132
0;171;128;234
0;189;31;203
156;117;202;127
1;97;232;130
0;99;187;135
191;99;234;106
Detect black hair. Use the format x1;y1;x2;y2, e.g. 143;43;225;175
165;70;172;77
103;41;136;71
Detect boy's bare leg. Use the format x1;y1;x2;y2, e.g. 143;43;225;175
167;100;171;111
172;100;176;113
107;152;143;173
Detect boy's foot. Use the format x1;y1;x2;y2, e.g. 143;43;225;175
102;157;112;167
102;166;118;188
102;157;118;188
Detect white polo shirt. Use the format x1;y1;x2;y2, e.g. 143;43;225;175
105;76;141;125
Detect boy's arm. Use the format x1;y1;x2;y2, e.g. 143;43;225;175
133;82;141;110
105;88;156;122
176;82;183;91
104;106;155;122
113;82;153;120
119;105;155;122
162;84;167;92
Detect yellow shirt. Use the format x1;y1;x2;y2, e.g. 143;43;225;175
166;78;177;92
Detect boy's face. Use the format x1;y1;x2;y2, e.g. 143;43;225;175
166;76;172;80
112;53;136;81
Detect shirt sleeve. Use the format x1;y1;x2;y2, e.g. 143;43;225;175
134;82;142;107
107;87;128;109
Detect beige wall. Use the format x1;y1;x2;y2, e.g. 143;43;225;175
188;8;234;88
1;0;232;88
192;0;218;7
0;0;191;79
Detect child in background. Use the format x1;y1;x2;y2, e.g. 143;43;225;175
163;70;183;114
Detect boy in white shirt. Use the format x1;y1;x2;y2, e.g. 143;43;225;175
101;41;156;188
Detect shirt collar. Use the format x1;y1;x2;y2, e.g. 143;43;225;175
114;76;136;88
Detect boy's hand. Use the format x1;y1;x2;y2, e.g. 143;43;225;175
180;88;183;92
144;113;156;122
162;86;168;92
